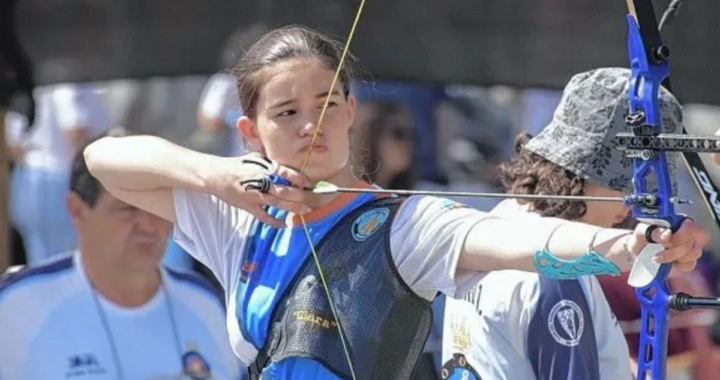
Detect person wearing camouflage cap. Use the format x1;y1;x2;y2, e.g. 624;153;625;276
434;67;685;380
521;66;681;220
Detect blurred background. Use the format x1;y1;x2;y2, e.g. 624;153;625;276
3;0;720;379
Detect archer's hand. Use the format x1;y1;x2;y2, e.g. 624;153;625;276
627;219;709;272
210;153;310;227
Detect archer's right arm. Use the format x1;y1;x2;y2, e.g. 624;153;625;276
85;135;308;287
84;135;308;226
85;135;222;222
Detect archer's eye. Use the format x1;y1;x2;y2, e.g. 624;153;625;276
277;109;296;117
319;101;338;109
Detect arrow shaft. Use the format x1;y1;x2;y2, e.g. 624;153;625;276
321;186;627;202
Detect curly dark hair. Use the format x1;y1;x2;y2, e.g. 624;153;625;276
497;132;588;220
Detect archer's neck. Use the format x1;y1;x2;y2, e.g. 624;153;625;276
81;252;161;308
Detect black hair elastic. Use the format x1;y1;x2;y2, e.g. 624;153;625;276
241;177;272;194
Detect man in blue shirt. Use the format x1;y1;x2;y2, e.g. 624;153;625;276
0;131;244;380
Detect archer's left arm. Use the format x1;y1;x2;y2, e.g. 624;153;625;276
458;214;707;275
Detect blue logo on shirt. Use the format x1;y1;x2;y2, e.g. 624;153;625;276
68;354;99;368
351;208;390;241
66;353;105;377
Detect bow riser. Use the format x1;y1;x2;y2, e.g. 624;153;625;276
625;4;682;380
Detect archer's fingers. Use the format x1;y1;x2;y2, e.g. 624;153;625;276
669;219;710;248
248;206;286;228
276;166;310;189
654;239;702;265
269;183;306;203
259;193;310;214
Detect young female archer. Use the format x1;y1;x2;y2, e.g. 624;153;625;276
84;26;705;380
436;67;695;380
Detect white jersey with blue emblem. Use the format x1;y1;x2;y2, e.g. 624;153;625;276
0;251;242;380
171;181;491;380
439;199;633;380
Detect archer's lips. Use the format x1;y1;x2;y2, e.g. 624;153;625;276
301;145;328;153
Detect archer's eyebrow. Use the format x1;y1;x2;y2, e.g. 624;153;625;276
316;90;341;99
269;98;295;110
269;90;341;109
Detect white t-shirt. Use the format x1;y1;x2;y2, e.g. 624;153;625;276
171;184;490;371
0;251;242;380
439;199;632;380
14;83;110;172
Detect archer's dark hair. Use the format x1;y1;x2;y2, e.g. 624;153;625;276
497;132;588;220
70;128;128;208
230;25;356;119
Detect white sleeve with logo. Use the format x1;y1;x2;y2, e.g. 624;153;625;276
389;196;493;300
172;189;253;290
451;271;540;380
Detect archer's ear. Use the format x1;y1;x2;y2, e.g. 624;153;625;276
237;116;262;148
346;94;356;127
66;192;88;229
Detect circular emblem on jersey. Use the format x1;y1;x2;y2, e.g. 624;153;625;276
441;353;482;380
352;207;390;241
182;345;212;380
548;299;585;347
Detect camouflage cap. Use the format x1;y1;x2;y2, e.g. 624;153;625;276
524;67;683;194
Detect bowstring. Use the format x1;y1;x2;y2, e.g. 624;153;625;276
297;2;367;379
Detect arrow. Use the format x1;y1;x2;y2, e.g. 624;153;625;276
308;181;693;205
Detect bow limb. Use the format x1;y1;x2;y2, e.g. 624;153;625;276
296;2;367;380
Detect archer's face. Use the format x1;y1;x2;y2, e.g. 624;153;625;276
582;184;631;228
240;58;356;182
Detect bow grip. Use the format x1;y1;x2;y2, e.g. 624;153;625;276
643;215;687;242
633;214;686;380
268;174;291;187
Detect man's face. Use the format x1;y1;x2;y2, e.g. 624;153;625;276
68;190;171;272
582;184;632;228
